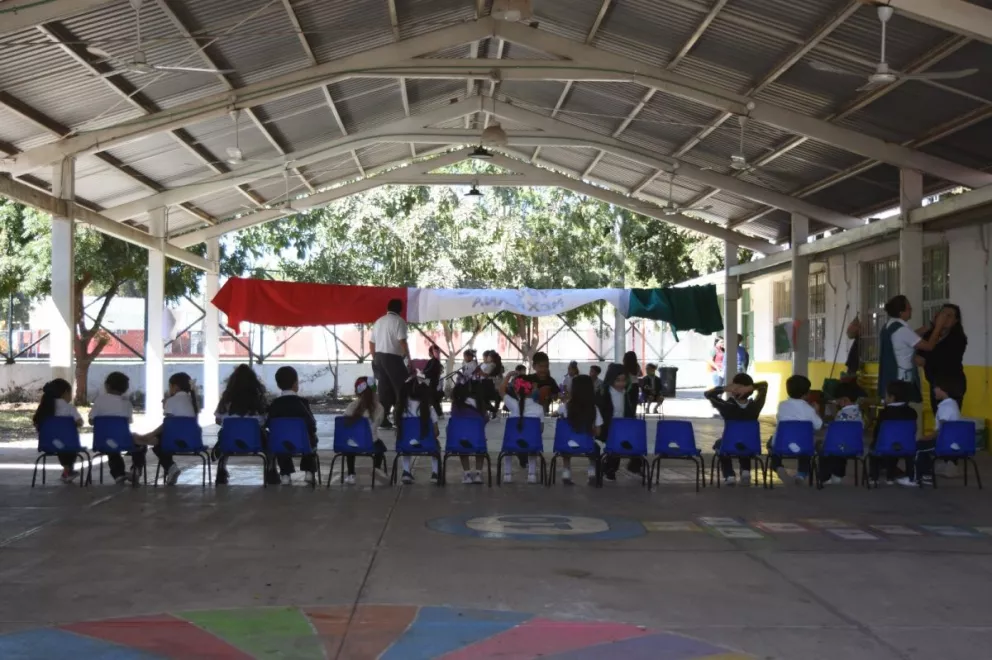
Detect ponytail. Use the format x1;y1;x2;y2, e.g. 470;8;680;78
169;372;199;414
33;378;72;430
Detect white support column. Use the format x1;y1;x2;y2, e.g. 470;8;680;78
145;208;166;423
50;158;75;383
791;213;810;377
202;238;221;424
899;169;924;318
724;241;738;385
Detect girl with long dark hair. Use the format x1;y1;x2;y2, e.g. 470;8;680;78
341;376;387;485
424;344;444;417
559;374;603;485
450;381;488;484
134;372;200;486
213;364;267;485
33;378;83;484
394;373;440;484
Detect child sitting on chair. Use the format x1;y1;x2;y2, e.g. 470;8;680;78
265;366;319;486
770;375;823;486
134;372;199;486
33;378;84;484
213;364;268;485
705;373;769;487
640;363;665;415
560;374;603;485
450;381;488;485
868;380;917;486
499;370;547;485
394;373;440;485
596;363;639;482
338;376;387;486
815;382;862;486
89;371;142;485
897;374;963;487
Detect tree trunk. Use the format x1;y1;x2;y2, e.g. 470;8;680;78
442;320;456;395
73;350;92;405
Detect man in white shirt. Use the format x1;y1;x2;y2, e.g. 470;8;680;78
369;299;410;428
771;375;822;485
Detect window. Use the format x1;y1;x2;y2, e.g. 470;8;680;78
809;271;827;361
861;257;900;363
772;279;792;360
922;244;950;324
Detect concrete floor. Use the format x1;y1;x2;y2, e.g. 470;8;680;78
1;405;991;659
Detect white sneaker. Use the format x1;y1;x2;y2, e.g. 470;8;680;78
937;462;960;479
304;472;316;487
114;474;129;485
373;467;390;483
344;474;356;485
281;474;292;486
527;474;539;484
775;466;790;483
430;472;439;484
828;476;843;486
471;471;485;485
165;464;182;486
462;472;475;485
739;470;751;486
723;475;737;487
502;474;513;484
562;469;572;485
896;476;919;488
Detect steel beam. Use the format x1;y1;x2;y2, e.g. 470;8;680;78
0;0;115;36
886;0;992;44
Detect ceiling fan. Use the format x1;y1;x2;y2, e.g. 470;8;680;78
661;165;713;217
226;109;248;165
88;0;234;78
808;4;977;91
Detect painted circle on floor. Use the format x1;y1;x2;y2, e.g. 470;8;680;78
0;605;750;659
427;513;646;541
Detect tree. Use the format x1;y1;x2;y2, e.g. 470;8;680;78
1;199;207;403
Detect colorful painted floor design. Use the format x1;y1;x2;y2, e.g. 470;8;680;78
644;517;992;541
0;605;748;659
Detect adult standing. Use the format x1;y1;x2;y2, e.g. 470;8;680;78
707;337;726;387
370;299;410;429
736;334;750;374
916;304;967;412
621;351;645;475
878;295;946;433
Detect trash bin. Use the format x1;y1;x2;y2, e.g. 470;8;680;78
659;366;678;398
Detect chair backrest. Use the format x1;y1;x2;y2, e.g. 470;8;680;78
936;420;977;457
37;417;82;454
501;417;544;453
333;416;375;453
770;421;816;457
91;416;134;454
654;420;697;456
397;416;440;454
268;417;313;455
161;417;205;453
444;416;488;454
218;417;264;454
605;417;648;456
720;420;762;457
552;418;597;455
820;421;864;457
874;419;918;457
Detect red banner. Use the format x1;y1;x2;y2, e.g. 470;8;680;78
212;278;407;332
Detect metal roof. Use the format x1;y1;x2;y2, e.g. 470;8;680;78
1;0;991;251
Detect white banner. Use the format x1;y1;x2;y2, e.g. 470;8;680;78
407;287;630;323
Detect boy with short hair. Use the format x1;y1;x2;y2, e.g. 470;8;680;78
771;375;823;485
589;365;602;392
705;373;769;486
897;374;963;487
869;379;917;486
265;366;319;486
640;363;664;414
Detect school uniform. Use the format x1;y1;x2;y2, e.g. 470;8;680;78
89;392;138;479
424;357;444;416
869;402;917;482
706;383;769;479
51;399;84;471
909;397;961;480
640;373;663;403
818;404;863;482
399;399;440;478
769;398;823;475
596;385;639;478
151;391;198;473
265;390;318;477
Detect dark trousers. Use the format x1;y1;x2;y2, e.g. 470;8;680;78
152;446;174;471
713;440;751;478
770;454;811;474
107;448;147;479
907;439;936;480
373;353;407;419
432;390;443;417
868;456;903;482
345;440;388;475
817;457;847;481
57;453;76;470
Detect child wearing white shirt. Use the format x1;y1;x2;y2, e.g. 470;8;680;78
898;375;963;486
135;372;200;486
32;378;84;484
559;375;603;485
499;371;548;484
771;375;823;485
394;375;440;485
817;382;863;486
89;371;140;485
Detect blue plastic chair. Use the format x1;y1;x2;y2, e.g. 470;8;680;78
497;417;546;485
768;421;816;490
33;417;89;488
91;416;144;486
330;416;381;488
154;417;211;487
548;418;600;487
393;417;441;486
216;417;268;486
652;420;704;492
443;415;491;486
814;421;864;489
933;420;982;489
268;417;321;489
864;419;917;490
711;420;767;489
603;417;650;488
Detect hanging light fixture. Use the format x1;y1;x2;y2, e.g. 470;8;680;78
470;146;494;159
480;95;508;146
492;0;532;22
465;180;483;203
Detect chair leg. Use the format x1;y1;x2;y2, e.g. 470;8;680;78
391;455;400;486
651;457;661;486
314;454;322;489
327;455;339;488
969;457;983;490
258;455;268;488
484;454;492;487
496;451;505;486
78;451;91;487
31;454;45;488
548;455;557;487
710;454;719;488
371;457;376;490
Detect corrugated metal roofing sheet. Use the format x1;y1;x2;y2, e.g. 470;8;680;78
396;0;475;40
532;0;606;43
293;0;396;64
596;0;706;67
688;15;796;85
538;146;600;174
